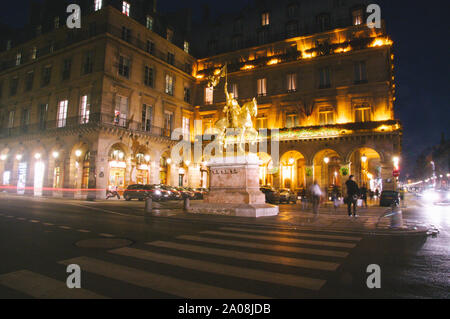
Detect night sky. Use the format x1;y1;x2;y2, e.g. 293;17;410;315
1;0;449;177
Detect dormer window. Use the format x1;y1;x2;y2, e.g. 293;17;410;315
94;0;102;11
261;12;270;26
16;52;22;66
167;28;174;42
184;41;189;54
352;8;364;26
122;1;130;16
146;16;153;30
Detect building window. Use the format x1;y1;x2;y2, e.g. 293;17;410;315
256;115;268;130
165;74;174;96
118;56;130;78
231;83;239;99
122;1;130;16
39;104;48;130
146;16;153;30
144;66;154;87
317;14;330;32
79;95;90;124
352;8;364;26
182;116;190;140
355;105;371;122
25;72;34;91
54;16;60;29
121;26;131;42
354;61;367;83
146;40;154;54
164;111;173;136
62;58;71;80
185;63;192;74
10;77;18;96
31;47;37;60
287;3;298;18
286;21;298;38
16;52;22;66
286;112;298;128
258;30;269;44
142;104;153;132
319;108;335;125
184;41;190;54
167;52;175;65
184;86;191;103
42;65;52;86
257;78;267;97
114;95;128;127
232;35;243;50
21;109;30;130
82;51;94;74
261;12;270;26
205;86;213;105
94;0;102;11
319;67;331;88
287;73;297;92
167;28;174;42
57;100;68;128
8;110;15;128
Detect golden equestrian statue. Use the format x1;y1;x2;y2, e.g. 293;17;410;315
209;65;259;149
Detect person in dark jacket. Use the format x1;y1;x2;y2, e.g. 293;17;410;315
345;175;359;217
359;184;368;208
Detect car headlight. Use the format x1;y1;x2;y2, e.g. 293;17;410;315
424;190;439;202
155;190;161;195
447;192;450;200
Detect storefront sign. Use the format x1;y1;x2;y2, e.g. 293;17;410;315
109;161;126;168
211;168;239;175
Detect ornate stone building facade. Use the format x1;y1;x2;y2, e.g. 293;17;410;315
0;0;401;198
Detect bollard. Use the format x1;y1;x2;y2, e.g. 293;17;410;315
184;197;190;211
390;206;403;228
145;197;152;214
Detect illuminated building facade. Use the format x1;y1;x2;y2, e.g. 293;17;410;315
0;0;402;199
192;0;401;193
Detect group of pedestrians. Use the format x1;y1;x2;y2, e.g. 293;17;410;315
304;175;371;218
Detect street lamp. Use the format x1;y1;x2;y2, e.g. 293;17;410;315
185;160;191;167
288;157;295;165
75;150;82;158
323;157;330;164
393;156;400;170
361;154;367;163
16;154;23;161
34;153;41;160
0;154;6;161
52;151;59;159
144;155;151;162
166;158;172;165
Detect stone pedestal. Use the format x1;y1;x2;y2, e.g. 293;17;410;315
188;154;279;218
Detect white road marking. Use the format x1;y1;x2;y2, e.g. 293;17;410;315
0;270;106;299
77;229;91;233
147;241;340;271
29;220;40;223
99;233;115;238
220;227;362;242
42;223;54;226
178;235;349;258
200;231;357;249
59;257;267;299
111;247;326;291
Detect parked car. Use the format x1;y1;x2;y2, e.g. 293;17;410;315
260;187;281;204
379;190;400;207
159;184;182;200
144;185;168;202
193;188;209;200
177;187;196;199
123;184;150;201
279;189;297;204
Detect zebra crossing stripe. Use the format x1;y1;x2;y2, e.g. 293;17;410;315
219;227;362;242
111;247;326;291
59;256;267;299
147;241;340;271
178;235;349;258
200;231;357;249
0;270;106;299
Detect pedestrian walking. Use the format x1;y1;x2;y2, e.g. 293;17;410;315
359;184;368;208
310;180;322;215
300;188;308;211
345;175;359;217
331;186;340;213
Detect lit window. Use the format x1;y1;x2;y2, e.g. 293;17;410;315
352;9;364;26
182;116;191;140
287;73;297;92
16;52;22;66
114;95;128;127
57;100;68;128
231;83;238;99
31;47;37;60
256;116;268;130
8;110;15;128
262;12;270;26
165;74;174;96
94;0;102;11
184;41;189;54
146;16;153;30
118;56;130;78
355;106;371;122
142;104;153;132
286;113;298;128
205;86;213;105
164;111;173;136
79;95;90;124
257;78;267;96
319;109;335;125
122;1;130;16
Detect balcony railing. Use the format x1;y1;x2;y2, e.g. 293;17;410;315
0;113;172;140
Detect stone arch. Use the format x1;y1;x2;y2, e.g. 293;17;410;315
313;148;344;191
346;147;383;190
279;150;307;190
345;144;385;163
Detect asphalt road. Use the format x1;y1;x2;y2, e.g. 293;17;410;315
0;194;448;299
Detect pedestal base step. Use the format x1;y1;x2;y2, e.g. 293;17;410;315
188;203;279;218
